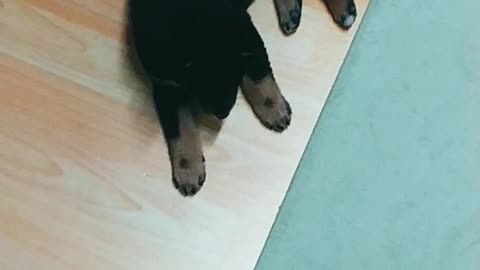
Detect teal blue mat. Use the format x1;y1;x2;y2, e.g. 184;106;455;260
256;0;480;269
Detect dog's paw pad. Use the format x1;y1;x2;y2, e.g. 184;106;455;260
179;158;189;168
198;172;206;186
264;97;274;108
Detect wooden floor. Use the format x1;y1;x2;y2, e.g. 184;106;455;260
0;0;368;269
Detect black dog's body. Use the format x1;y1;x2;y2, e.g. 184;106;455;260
130;0;356;196
130;0;291;196
131;0;277;117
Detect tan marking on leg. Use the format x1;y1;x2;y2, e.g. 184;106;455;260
242;74;292;132
169;106;206;196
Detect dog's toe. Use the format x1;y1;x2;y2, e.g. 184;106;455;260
177;183;200;197
281;20;299;35
174;177;204;197
327;0;357;30
340;14;356;29
289;8;301;26
273;111;292;133
340;2;357;29
198;172;206;186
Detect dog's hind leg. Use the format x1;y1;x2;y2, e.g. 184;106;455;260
274;0;302;35
153;84;206;197
324;0;357;29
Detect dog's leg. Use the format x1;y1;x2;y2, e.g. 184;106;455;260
242;73;292;132
153;84;206;197
274;0;302;35
324;0;357;30
239;14;292;131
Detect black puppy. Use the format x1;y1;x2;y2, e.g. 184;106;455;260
273;0;358;35
130;0;292;196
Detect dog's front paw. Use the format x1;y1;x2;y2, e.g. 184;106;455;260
242;74;293;133
325;0;357;30
275;0;302;35
172;155;206;197
259;97;292;132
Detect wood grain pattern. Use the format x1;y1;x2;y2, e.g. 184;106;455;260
0;0;369;269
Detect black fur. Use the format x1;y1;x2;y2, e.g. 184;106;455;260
130;0;275;195
129;0;355;196
130;0;270;127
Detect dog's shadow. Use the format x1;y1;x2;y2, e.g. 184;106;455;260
196;113;224;146
122;4;222;148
